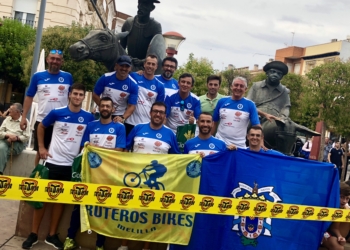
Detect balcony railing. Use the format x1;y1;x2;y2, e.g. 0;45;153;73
2;16;36;28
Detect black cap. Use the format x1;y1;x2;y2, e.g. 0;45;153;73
139;0;160;3
116;55;132;66
263;61;288;75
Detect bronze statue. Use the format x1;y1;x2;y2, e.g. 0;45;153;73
69;0;165;74
247;61;319;155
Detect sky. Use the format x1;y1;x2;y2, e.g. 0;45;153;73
116;0;350;71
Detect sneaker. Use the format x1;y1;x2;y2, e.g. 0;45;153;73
117;246;128;250
22;232;38;249
45;234;63;249
96;246;104;250
63;237;77;250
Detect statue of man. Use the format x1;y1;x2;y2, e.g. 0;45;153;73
120;0;163;71
247;61;318;154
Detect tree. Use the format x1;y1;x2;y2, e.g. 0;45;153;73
174;53;214;96
0;18;36;90
21;23;106;91
306;61;350;136
221;68;252;95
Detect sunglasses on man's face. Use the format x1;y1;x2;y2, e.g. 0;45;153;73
50;49;63;55
180;100;185;111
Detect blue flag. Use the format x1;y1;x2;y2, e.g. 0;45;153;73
171;149;339;250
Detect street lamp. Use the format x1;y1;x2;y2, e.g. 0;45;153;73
162;31;186;57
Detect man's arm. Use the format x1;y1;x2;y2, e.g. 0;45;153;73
328;151;332;163
212;122;219;136
37;123;52;159
20;96;34;130
19;119;31;143
257;110;279;122
92;93;101;107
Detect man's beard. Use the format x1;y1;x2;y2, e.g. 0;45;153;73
100;111;112;119
162;70;173;79
199;126;211;135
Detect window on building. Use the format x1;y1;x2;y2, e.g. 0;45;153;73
14;11;35;27
324;57;335;63
294;63;301;74
305;61;316;73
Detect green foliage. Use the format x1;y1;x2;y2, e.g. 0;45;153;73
251;72;266;83
306;61;350;136
174;53;214;96
221;68;252;95
21;23;107;91
0;18;36;88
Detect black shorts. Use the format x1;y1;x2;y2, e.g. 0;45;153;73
124;123;135;137
33;121;54;151
46;162;72;181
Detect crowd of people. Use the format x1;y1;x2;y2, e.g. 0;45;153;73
0;49;346;250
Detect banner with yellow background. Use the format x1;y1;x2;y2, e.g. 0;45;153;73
80;145;202;245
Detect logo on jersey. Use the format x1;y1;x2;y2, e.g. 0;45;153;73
109;128;115;133
120;92;127;98
78;117;84;123
172;83;176;89
235;111;242;117
194;144;200;148
109;82;115;85
77;125;84;131
58;77;64;83
122;85;128;90
237;104;243;109
58;85;65;91
150;85;156;90
155;141;162;147
44;78;50;81
148;92;154;97
224;103;230;107
64;116;70;120
186;110;192;116
156;133;162;139
209;143;215;149
106;135;114;141
187;103;192;108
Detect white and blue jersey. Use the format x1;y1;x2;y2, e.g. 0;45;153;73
81;120;126;149
93;72;138;116
27;70;73;122
165;92;201;133
184;136;227;156
42;106;94;166
246;147;284;156
126;123;180;154
213;97;259;148
127;72;165;125
155;75;178;98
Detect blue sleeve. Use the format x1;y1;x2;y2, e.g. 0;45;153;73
194;99;201;119
68;73;74;86
26;74;38;97
89;113;95;123
183;142;189;154
116;125;126;149
169;132;181;154
128;81;139;105
212;99;221;122
81;124;91;147
93;75;106;95
156;83;165;102
129;72;139;81
249;101;260;126
126;126;137;150
165;96;171;117
41;109;57;127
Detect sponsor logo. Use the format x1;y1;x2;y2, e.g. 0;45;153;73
117;188;134;205
236;200;250;214
19;179;39;197
45;181;64;200
94;186;112;203
218;198;232;213
0;177;12;196
199;196;214;212
70;184;88;202
106;135;114;141
194;144;200;148
155;141;162;147
139;190;155;207
286;205;299;218
120;92;127;98
302;207;314;219
66;138;75;142
160;192;176;208
180;194;195;210
235;111;242;117
148;92;154;97
142;132;149;135
317;208;329;220
254;202;267;216
44;78;50;81
64;116;70;120
58;85;65;91
109;82;115;85
77;125;84;131
332;209;343;220
50;98;58;101
270;204;284;216
346;212;350;222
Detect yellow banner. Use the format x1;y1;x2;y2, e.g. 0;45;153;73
80;145;202;245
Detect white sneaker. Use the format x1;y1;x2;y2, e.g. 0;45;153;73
117;246;128;250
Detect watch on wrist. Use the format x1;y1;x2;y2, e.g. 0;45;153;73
120;116;125;123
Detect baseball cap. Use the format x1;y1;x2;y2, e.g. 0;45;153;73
116;55;132;66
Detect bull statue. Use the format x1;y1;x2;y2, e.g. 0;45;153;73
69;0;165;74
247;61;320;155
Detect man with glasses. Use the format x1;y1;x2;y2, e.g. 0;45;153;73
126;54;165;135
0;103;30;174
93;55;138;130
164;73;201;133
20;49;73;166
199;75;225;115
155;57;179;98
122;101;179;250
